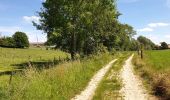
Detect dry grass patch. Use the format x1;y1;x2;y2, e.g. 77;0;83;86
132;50;170;99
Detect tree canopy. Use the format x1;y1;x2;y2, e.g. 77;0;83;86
12;32;29;48
34;0;136;59
0;32;29;48
137;36;155;50
160;42;169;49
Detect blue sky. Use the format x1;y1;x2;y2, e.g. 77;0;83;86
0;0;45;43
0;0;170;44
118;0;170;44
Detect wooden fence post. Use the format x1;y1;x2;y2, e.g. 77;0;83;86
141;49;143;59
137;49;140;55
141;44;144;59
9;72;13;85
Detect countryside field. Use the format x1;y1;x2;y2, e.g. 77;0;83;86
0;47;69;72
0;48;127;100
133;50;170;99
1;0;170;100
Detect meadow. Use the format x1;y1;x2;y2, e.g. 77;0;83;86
0;47;69;72
133;50;170;99
0;47;125;100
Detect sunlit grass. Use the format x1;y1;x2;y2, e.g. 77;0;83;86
133;50;170;99
0;52;117;100
0;47;69;72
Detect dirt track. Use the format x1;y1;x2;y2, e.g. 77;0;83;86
120;54;152;100
72;59;117;100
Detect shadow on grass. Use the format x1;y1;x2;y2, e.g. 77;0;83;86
0;57;71;76
11;58;71;70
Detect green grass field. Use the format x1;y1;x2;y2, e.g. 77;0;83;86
133;50;170;99
0;48;124;100
0;47;69;72
144;50;170;71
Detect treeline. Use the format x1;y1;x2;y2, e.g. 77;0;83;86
0;32;29;48
157;42;169;50
137;35;170;50
34;0;137;59
137;36;155;50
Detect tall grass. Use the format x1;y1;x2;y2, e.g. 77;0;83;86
132;50;170;99
0;53;117;100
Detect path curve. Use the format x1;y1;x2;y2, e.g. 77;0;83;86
120;54;150;100
72;59;117;100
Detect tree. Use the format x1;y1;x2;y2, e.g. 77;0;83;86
129;38;140;51
137;36;155;50
34;0;136;59
13;32;29;48
160;42;169;49
117;24;136;51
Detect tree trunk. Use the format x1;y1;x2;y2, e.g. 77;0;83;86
137;49;140;55
141;49;143;59
71;32;76;60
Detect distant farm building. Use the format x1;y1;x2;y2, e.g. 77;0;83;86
30;42;44;47
168;44;170;48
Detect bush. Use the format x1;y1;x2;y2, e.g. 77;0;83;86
13;32;29;48
160;42;169;50
0;37;15;48
0;32;29;48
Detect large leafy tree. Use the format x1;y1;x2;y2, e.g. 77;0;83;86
34;0;119;59
34;0;136;59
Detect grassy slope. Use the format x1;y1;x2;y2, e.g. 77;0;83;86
0;47;68;72
132;50;170;99
93;52;131;100
0;52;119;100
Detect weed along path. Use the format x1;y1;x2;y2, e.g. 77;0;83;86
72;59;118;100
120;54;151;100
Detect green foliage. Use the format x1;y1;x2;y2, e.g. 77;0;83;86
160;42;169;49
129;38;140;51
34;0;136;59
0;32;29;48
0;37;15;48
12;32;29;48
137;36;156;50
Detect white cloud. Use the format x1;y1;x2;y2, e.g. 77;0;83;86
165;35;170;38
25;31;46;43
41;0;46;2
137;22;170;33
148;23;170;28
0;26;21;33
137;28;153;32
23;16;40;24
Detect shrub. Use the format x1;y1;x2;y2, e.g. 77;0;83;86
13;32;29;48
160;42;169;50
0;37;15;48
